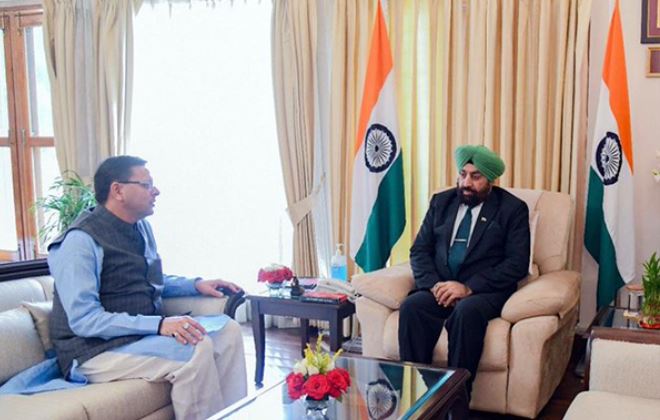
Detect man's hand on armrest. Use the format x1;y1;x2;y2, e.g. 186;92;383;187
500;270;580;323
195;278;243;298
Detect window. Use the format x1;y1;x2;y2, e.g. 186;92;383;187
0;7;59;262
130;2;290;289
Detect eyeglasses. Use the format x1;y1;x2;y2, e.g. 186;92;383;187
117;180;157;192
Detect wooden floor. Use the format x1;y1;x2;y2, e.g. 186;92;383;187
239;324;586;419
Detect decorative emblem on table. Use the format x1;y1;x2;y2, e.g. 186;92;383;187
366;379;397;420
286;335;351;418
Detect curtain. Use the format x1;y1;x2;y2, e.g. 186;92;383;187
329;0;375;273
43;0;140;180
328;0;592;271
272;0;319;277
437;0;592;270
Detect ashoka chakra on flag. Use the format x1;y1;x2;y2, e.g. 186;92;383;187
596;131;623;185
364;123;397;173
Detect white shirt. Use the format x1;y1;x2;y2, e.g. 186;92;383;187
450;203;484;247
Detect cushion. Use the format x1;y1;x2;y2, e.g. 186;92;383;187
0;308;46;384
564;391;660;420
0;394;87;419
590;339;660;399
0;278;48;313
381;312;511;371
0;379;171;420
22;301;53;352
529;210;539;274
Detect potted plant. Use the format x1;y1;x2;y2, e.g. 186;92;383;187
640;252;660;329
33;171;96;246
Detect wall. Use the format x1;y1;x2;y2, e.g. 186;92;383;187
581;0;660;327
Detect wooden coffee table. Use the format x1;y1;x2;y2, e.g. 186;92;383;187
210;355;470;420
247;291;355;385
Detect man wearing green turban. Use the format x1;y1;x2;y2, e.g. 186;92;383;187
398;145;530;399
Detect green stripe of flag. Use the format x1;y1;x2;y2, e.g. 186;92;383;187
584;168;625;308
355;154;405;272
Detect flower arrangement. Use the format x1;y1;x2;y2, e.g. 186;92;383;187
286;335;351;401
257;263;294;285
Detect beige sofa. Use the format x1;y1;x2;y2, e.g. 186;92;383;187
564;328;660;420
0;264;241;420
353;188;580;418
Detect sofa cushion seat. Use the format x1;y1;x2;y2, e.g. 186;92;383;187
381;312;511;371
0;379;172;420
564;390;660;420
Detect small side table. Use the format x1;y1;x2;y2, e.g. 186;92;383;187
246;292;356;386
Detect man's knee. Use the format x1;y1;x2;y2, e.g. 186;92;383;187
447;297;488;329
209;318;243;350
400;291;433;319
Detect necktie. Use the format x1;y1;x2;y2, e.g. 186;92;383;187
447;206;474;278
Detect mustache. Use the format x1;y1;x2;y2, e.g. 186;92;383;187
459;186;477;193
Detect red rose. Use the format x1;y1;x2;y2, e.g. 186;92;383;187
258;266;294;284
286;373;305;400
303;374;331;400
335;368;351;388
326;368;350;398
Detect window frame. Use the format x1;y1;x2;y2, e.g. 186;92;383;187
1;6;55;262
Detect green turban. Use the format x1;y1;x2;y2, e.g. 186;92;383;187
454;145;505;182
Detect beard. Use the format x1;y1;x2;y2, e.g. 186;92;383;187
456;182;491;206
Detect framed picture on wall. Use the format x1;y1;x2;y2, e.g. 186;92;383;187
648;47;660;77
642;0;660;43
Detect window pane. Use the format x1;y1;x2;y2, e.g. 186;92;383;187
0;30;8;137
32;147;60;252
0;148;18;251
24;26;54;137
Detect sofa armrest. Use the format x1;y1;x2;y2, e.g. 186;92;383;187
352;263;414;310
588;331;660;399
501;270;580;323
163;291;245;319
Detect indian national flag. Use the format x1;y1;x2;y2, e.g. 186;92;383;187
584;0;635;308
350;0;405;272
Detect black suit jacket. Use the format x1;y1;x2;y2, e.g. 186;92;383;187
410;186;530;297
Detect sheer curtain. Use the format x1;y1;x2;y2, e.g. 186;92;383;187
129;2;290;297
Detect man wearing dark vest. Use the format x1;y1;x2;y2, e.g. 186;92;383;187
398;145;530;398
48;156;247;420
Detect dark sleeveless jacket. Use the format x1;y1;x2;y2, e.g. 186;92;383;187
48;206;163;377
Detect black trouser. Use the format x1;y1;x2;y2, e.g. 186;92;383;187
398;290;505;397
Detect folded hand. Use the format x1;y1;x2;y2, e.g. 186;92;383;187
432;281;472;307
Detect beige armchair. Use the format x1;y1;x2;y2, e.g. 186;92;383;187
564;328;660;420
353;188;580;418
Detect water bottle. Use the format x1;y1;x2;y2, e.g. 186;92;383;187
330;243;348;281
